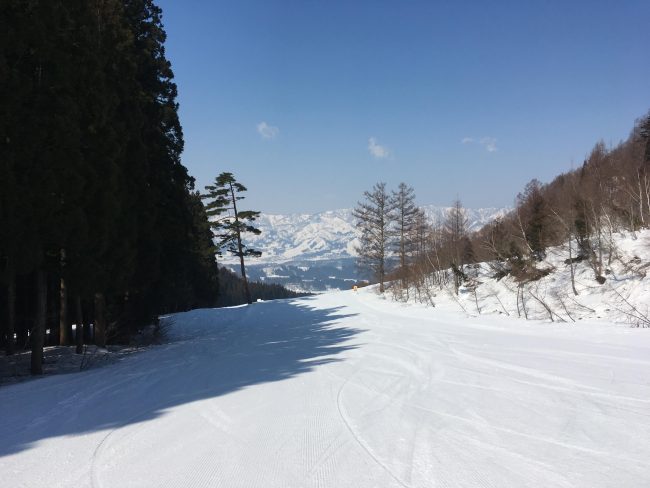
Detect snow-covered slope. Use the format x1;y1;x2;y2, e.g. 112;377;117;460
2;291;650;487
394;229;650;327
226;206;508;264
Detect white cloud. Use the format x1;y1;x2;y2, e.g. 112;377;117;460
257;121;279;140
462;136;497;152
480;137;498;152
368;137;389;159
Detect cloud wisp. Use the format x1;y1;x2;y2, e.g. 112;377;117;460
368;137;390;159
480;137;497;152
257;121;279;140
461;136;498;152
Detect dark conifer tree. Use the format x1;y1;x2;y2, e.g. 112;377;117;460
203;172;262;305
184;191;220;307
74;0;133;348
123;0;201;322
216;267;306;307
4;0;85;371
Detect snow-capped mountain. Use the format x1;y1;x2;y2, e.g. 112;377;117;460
219;205;509;292
223;206;509;264
236;209;358;263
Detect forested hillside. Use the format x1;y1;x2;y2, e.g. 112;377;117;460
0;1;222;372
472;113;650;285
216;267;308;307
353;113;650;303
0;1;261;374
474;116;650;265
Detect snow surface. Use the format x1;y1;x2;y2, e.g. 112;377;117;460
401;229;650;327
2;290;650;487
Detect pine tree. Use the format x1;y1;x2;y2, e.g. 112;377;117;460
74;0;134;348
353;182;395;293
188;190;220;307
0;1;24;355
203;172;261;305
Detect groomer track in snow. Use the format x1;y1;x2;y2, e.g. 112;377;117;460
2;289;650;487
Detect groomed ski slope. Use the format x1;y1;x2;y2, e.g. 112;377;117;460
2;290;650;488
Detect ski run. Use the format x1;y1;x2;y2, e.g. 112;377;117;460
2;283;650;488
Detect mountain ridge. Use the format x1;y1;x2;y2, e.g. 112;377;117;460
222;205;509;264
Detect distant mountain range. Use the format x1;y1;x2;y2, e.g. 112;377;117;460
220;206;509;292
222;205;509;264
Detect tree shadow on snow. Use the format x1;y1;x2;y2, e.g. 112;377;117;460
0;297;362;457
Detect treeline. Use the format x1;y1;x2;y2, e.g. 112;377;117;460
0;1;219;373
356;112;650;302
476;114;650;279
216;267;309;307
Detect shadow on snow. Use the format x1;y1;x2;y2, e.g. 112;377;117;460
0;297;361;457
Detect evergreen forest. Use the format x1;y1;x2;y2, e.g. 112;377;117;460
0;1;297;374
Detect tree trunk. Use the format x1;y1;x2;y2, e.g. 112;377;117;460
637;169;645;225
239;251;252;304
75;294;84;354
568;235;578;296
644;172;650;220
31;269;46;375
379;221;385;293
59;250;69;345
5;271;16;355
94;292;107;348
230;182;252;304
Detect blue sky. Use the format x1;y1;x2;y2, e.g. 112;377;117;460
156;0;650;214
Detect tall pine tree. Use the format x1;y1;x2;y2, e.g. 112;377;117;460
202;172;261;305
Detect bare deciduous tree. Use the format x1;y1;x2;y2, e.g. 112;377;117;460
443;199;468;293
354;182;395;293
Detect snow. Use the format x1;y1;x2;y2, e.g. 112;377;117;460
398;229;650;327
2;289;650;487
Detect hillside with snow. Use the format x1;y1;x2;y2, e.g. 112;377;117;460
390;229;650;327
